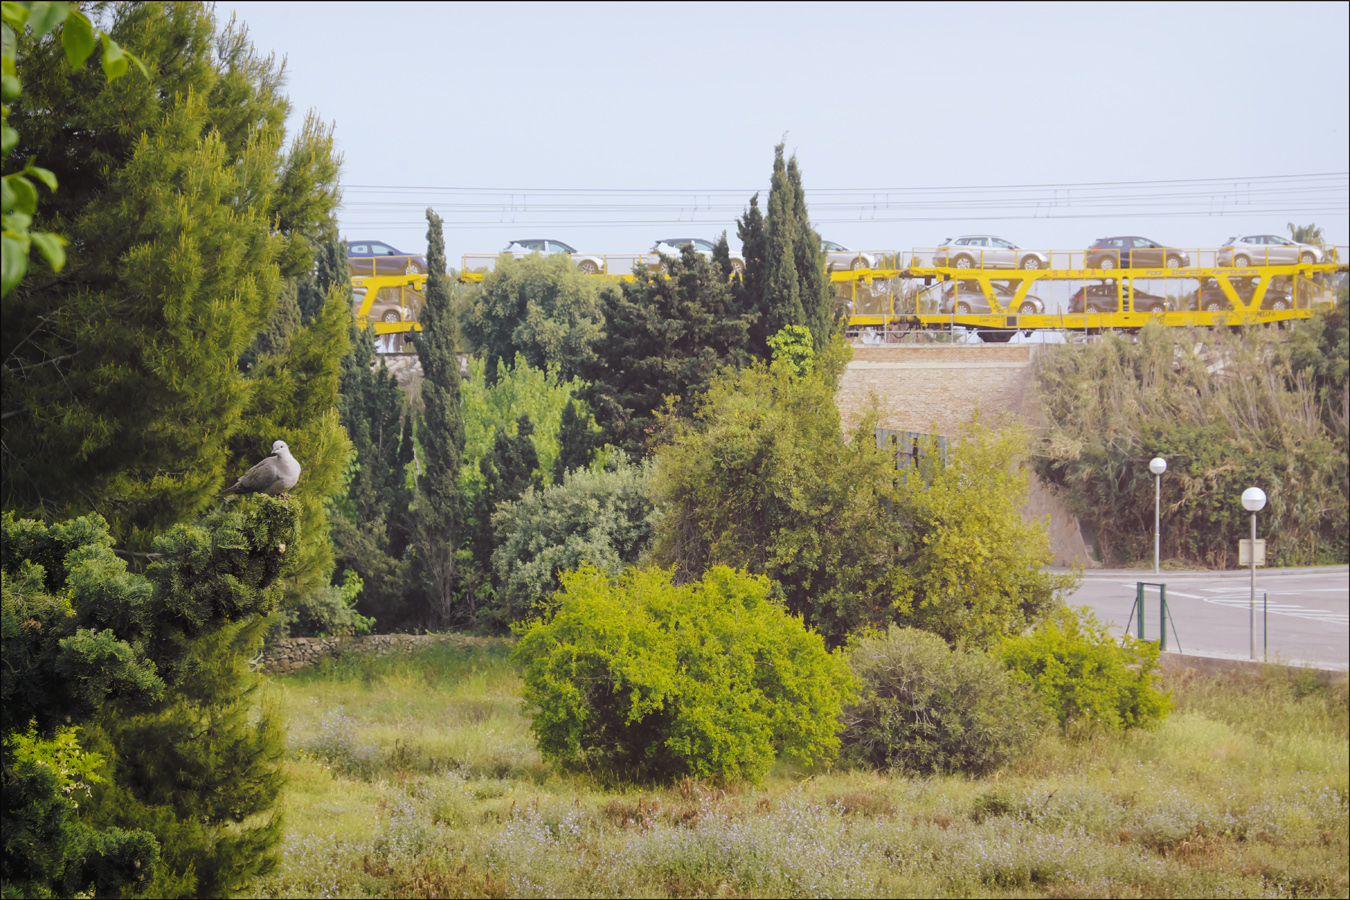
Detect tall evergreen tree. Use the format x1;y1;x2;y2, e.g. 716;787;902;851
326;236;415;629
470;416;543;577
3;6;349;896
738;144;834;354
552;398;599;484
1;3;342;551
583;245;755;455
414;208;466;626
298;234;349;325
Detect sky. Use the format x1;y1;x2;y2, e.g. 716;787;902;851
222;1;1349;267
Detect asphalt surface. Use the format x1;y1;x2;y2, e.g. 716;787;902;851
1058;566;1349;670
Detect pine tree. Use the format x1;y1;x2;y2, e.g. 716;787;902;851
298;232;349;325
414;209;467;626
234;270;353;604
1;4;342;551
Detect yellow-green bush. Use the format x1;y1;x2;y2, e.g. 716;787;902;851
513;565;853;784
1000;606;1171;733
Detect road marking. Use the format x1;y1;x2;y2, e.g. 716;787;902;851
1200;596;1349;626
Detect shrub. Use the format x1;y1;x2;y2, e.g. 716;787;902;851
513;565;854;784
487;454;658;627
999;606;1172;733
841;626;1047;776
1034;317;1348;566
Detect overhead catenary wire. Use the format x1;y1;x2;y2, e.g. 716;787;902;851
336;172;1348;232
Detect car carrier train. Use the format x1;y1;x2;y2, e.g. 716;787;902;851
347;234;1346;344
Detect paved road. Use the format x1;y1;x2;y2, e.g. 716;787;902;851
1060;566;1348;669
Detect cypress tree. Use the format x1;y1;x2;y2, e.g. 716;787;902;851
470;416;543;587
740;144;834;354
553;399;598;484
414;208;466;625
298;233;349;325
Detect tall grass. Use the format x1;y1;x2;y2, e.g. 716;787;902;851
243;642;1348;899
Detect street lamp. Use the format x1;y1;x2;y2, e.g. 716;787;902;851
1241;486;1267;660
1149;458;1166;574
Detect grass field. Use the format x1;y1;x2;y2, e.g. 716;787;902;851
242;640;1348;899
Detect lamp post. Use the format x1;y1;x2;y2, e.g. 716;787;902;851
1241;486;1267;660
1149;458;1166;574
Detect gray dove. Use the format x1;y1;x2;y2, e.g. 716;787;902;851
220;440;302;497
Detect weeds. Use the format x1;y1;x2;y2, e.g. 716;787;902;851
245;640;1350;899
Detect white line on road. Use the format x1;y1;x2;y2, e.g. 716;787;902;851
1201;596;1349;625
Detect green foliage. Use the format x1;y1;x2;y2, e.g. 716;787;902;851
462;252;604;383
1286;221;1325;245
755;144;834;352
413;208;467;627
460;354;588;492
653;352;1071;649
330;234;416;630
283;568;373;638
513;565;854;784
842;626;1048;775
1;0;148;297
233;262;353;604
2;3;343;550
489;453;658;627
1000;606;1172;734
2;501;296;897
766;324;815;378
1035;321;1347;566
651;338;905;647
582;244;755;455
552;397;600;484
888;419;1079;649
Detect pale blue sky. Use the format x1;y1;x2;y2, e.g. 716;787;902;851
223;1;1349;265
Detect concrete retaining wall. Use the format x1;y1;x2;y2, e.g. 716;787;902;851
1159;651;1348;685
837;343;1096;568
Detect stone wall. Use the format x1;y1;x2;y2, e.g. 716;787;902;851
837;342;1096;568
261;633;497;675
